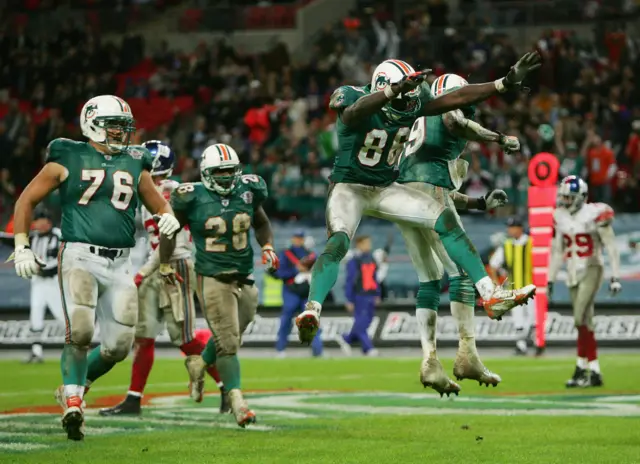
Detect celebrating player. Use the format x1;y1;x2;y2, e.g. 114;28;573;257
296;54;541;344
548;176;621;388
160;143;278;428
10;96;180;440
395;74;519;396
99;141;229;417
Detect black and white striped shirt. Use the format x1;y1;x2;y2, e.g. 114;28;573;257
31;227;61;278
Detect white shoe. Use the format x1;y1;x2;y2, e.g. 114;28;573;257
295;302;321;344
335;335;352;356
483;284;536;320
276;351;287;359
229;389;256;428
184;355;206;403
365;348;379;357
420;354;460;397
453;343;501;387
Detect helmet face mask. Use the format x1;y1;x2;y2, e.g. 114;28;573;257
98;116;136;152
371;59;422;119
202;165;241;194
200;144;242;195
144;140;175;180
558;175;588;213
81;96;136;153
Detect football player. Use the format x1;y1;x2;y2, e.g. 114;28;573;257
10;96;180;440
296;54;541;344
160;143;279;427
548;175;621;388
395;73;522;396
99;141;229;417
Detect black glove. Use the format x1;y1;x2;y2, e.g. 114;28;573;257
504;51;542;91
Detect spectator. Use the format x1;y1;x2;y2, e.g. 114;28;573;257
583;132;617;202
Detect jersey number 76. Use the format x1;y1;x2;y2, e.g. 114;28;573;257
78;169;134;210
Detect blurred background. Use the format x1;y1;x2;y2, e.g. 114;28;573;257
0;0;639;353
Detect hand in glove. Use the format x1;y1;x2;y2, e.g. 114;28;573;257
159;263;183;286
609;278;622;296
477;190;509;210
498;134;521;153
9;246;45;279
500;51;542;92
261;245;279;272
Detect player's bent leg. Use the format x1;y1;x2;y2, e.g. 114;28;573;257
298;183;367;344
449;275;501;387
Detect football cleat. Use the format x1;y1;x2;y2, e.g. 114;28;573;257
62;395;85;441
219;388;231;414
565;367;589;388
589;371;604;387
185;355;206;403
453;344;501;387
229;389;256;428
54;385;86;411
420;355;460;397
514;339;528;356
295;302;321;345
483;284;536;320
99;395;142;416
23;354;44;364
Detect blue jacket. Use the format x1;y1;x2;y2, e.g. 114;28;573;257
274;246;316;286
345;252;380;303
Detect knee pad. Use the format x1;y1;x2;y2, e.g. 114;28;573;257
416;281;440;310
102;327;135;362
449;276;476;307
217;331;240;357
68;305;95;348
324;232;350;262
68;269;98;308
434;208;460;236
114;287;139;328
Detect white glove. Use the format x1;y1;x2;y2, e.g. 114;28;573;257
609;278;622;296
484;189;509;210
499;134;520;153
156;213;180;238
10;246;44;279
261;245;280;272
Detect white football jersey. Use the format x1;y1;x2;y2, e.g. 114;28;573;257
142;179;192;261
553;202;613;286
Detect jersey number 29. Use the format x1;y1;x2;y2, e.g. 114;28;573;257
78;169;134;210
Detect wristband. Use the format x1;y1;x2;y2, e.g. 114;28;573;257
494;78;506;93
476;197;487;211
384;85;398;99
14;233;29;248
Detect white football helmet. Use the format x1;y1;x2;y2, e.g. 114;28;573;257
200;143;242;195
431;73;469;98
557;175;588;214
370;59;422;117
80;95;135;153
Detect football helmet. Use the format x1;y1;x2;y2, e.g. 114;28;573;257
143;140;175;177
80;95;136;153
557;175;588;214
431;73;469;98
371;59;422;118
200;143;241;195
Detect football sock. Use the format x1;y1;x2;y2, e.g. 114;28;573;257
60;343;88;387
201;335;217;365
129;338;155;395
576;325;588;358
576;357;588;369
416;308;437;358
216;355;241;390
585;330;598;362
86;346;117;383
434;211;489;293
308;232;350;307
589;359;600;373
449;276;478;349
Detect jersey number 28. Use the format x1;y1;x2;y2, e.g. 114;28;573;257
359;128;410;167
205;213;251;253
78;169;133;210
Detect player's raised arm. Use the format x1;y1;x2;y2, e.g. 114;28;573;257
421;51;542;116
12;161;66;278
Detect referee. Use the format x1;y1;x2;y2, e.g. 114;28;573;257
489;217;535;355
27;208;64;363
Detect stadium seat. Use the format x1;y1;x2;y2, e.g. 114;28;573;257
180;9;204;32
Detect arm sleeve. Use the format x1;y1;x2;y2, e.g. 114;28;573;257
170;184;194;216
597;224;620;280
344;259;357;303
489;246;505;270
45;138;70;165
248;175;269;206
329;86;366;112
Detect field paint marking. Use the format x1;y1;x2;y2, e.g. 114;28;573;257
0;443;48;451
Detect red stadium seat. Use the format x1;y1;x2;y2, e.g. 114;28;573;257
245;6;267;29
180;9;203;32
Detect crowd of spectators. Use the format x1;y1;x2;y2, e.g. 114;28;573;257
2;0;640;226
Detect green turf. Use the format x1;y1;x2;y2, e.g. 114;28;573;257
1;354;640;463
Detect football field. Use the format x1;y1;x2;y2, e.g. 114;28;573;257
1;353;640;464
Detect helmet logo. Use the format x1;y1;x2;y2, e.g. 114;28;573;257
85;104;98;122
375;73;389;91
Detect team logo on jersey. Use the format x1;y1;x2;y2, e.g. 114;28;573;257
240;192;253;204
129;148;144;159
104;155;112;160
374;73;389;91
221;199;229;207
84;104;98;122
330;90;345;108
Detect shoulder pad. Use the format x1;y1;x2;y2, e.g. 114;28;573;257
592;203;614;226
240;174;268;205
127;145;154;170
45;138;80;164
329;86;367;111
170;182;198;212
